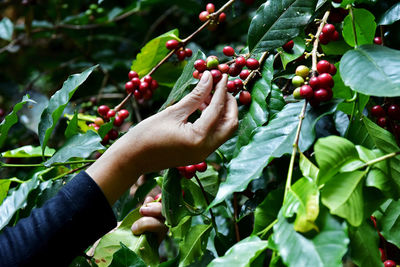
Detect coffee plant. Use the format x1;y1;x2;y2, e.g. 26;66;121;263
1;0;400;266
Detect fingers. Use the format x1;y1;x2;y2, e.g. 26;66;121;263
139;202;162;218
194;74;228;133
131;216;166;236
172;71;213;120
214;93;239;142
143;196;154;205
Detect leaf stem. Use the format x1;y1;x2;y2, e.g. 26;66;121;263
257;218;278;239
360;151;400;169
51;163;93;181
349;6;358;47
0;159;96;168
233;192;241;242
194;174;218;233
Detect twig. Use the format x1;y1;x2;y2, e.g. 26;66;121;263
311;10;330;75
233;193;240;242
194;174;218;232
51;163;92;181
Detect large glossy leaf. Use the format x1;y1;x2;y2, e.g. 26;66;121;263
160;50;205;110
38;65;98;154
44;131;104;166
65;112;79;139
273;209;349;267
178;224;212;267
233;55;274;156
93;208;159;267
267;84;285;120
1;145;55;158
109;243;146;267
380;199;400;249
346;115;374;149
248;0;317;54
299;153;319;181
321;171;366;226
342;8;376;47
0;179;11;205
377;2;400;25
348;221;383;267
208;236;269;267
0;17;13;41
0;95;35;149
0;177;40;230
131;29;180;77
340;45;400;97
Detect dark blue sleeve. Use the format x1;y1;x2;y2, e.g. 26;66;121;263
0;171;117;267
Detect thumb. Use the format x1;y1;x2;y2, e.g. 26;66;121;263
173;71;213;120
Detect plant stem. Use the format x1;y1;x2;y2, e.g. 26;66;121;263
360;151;400;169
233;193;241;242
311;10;330;75
0;159;96;168
349;6;358;47
194;174;218;232
52;163;93;181
258;219;278;239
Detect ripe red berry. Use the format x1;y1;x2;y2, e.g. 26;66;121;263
218;12;227;23
143;89;153;100
314;89;330;102
211;69;222;84
143;75;152;84
118;109;129;119
329;64;337;76
319;32;330;45
240;69;250;80
107;109;116;118
194;59;207;72
282;40;294;52
234;79;243;90
131;77;141;87
309;77;320;89
193;70;200;79
371;105;385;118
246;58;260;70
206;3;215;13
317;60;331;74
177;50;186;61
113;116;124;127
98;105;110;117
185;48;193;58
318;73;334;88
387;104;400;120
218;64;230;73
166;39;180;50
384;260;396;267
134;90;142;100
150;80;159;91
128;71;138;80
235;56;246;68
185;165;196;177
229;64;242;77
195;162;207;172
331;30;340;41
199;11;209;22
227;81;236;93
300;85;314;100
239;91;252;105
101;134;110;145
108;129;119;140
154;193;162;201
125;81;135;93
374;37;383;45
377;117;387;127
223;46;235;57
322;24;336;37
139;81;149;92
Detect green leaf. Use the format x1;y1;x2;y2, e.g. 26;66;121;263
273;209;349;267
0;179;11;205
340;45;400;97
208;236;269;267
283;177;320;233
65;112;80;139
380;199;400;249
98;119;114;139
233;55;274;156
299;153;319;181
321;40;352;56
38;65;98;154
267;84;285;120
253;187;284;235
0;17;13;41
178;224;212;267
248;0;317;54
346;115;374;149
93;208;159;267
377;2;400;25
1;145;55;158
0;95;35;149
162;168;190;227
316;0;329;10
342;8;376;47
160;50;205;110
348;221;383;267
277;37;306;69
109;243;147;267
44;131;104;166
0;177;40;230
321;171;366;226
131;29;180;77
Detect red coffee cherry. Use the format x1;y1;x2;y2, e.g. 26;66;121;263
195;162;207;172
131;77;141;87
199;11;209;22
143;75;152;84
239;91;252;105
194;59;207;72
176;50;187;61
101;134;110;145
384;260;396;267
118;109;130;119
300;85;314;100
246;58;260;70
218;13;227;23
227;81;236;93
128;71;139;80
317;60;331;74
107;109;116;119
282;40;294;52
0;108;5;117
240;69;250;80
108;129;119;140
125;81;135;93
143;89;153;100
154;193;162;201
185;165;196;178
94;117;104;126
229;64;242;77
387;104;400;120
377;117;387;127
134;90;142;100
318;73;334;88
234;79;244;90
223;46;235;57
193;70;200;79
331;31;340;41
98;105;110;117
371;105;385;117
166;39;180;50
185;48;193;58
218;64;230;73
322;24;336;37
314;89;330;102
211;69;222;84
309;98;320;107
319;32;330;45
329;64;337;76
139;82;149;93
309;77;320;89
374;37;383;45
206;3;215;13
151;80;159;91
113;116;124;127
235;56;246;68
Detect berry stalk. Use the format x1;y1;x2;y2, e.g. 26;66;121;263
194;174;218;232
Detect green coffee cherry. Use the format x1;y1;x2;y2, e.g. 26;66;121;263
96;7;104;14
295;65;310;78
292;75;305;87
85;9;93;16
206;56;219;69
90;4;98;10
293;88;302;99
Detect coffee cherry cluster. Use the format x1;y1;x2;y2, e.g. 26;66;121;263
177;162;207;179
125;70;159;101
85;3;104;19
198;3;226;30
91;106;130;145
165;39;193;61
292;60;336;107
319;23;340;45
193;46;260;106
370;103;400;135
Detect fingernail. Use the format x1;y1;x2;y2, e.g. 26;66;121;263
200;71;211;83
131;223;138;233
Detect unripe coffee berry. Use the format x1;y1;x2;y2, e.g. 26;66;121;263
246;58;260;70
154;193;162;202
98;105;110;117
94;117;104;126
240;69;250;80
206;56;219;69
128;71;139;80
300;85;314;100
282;40;294;52
223;46;235;57
166;39;180;50
317;60;331;74
194;59;207;72
199;11;209;22
371;105;385;117
235;56;246;68
292;76;305;87
206;3;215;13
387;104;400;120
293;88;302;99
211;69;222;84
227;81;236;93
218;64;230;73
239;91;252;105
295;65;310;78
